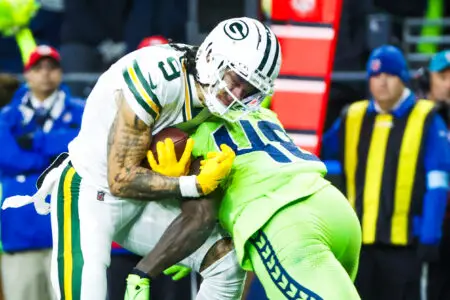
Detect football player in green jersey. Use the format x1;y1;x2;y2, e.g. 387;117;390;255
121;12;360;299
187;108;362;300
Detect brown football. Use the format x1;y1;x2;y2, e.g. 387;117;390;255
141;127;189;168
149;127;189;163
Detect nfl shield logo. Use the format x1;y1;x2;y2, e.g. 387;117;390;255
371;59;381;72
97;191;105;201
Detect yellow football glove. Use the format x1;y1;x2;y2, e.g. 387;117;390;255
196;144;236;195
163;265;192;281
147;138;194;177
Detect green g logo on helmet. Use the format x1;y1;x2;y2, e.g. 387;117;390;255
223;20;249;41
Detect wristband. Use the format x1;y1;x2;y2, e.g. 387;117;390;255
179;175;201;197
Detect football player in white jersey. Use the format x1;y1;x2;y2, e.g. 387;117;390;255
117;17;281;300
3;17;281;300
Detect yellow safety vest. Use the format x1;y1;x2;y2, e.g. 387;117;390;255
342;99;435;246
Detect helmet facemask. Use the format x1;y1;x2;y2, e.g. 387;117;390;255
201;55;272;122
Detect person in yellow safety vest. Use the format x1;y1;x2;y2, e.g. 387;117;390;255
322;45;450;300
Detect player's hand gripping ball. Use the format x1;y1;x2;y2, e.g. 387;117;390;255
146;128;193;177
196;144;236;195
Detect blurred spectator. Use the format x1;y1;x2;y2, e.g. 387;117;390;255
427;50;450;124
413;50;450;123
0;73;20;108
414;49;450;300
428;50;450;105
322;45;450;300
0;45;84;300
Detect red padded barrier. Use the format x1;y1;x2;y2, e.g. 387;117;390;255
268;0;343;155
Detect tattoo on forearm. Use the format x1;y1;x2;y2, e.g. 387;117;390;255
133;115;141;129
113;168;181;200
107;91;181;200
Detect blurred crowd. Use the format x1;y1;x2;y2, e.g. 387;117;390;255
0;0;450;299
0;0;187;97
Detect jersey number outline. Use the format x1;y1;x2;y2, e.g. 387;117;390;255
213;120;319;163
158;57;181;81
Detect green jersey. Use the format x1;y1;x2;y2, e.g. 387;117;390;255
190;108;330;266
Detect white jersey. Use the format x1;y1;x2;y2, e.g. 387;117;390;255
68;45;205;190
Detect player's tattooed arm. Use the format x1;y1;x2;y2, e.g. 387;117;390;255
107;90;182;200
135;191;222;278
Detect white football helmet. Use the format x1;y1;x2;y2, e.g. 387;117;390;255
196;17;281;122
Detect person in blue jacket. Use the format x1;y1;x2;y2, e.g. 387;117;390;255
0;45;84;300
322;45;450;300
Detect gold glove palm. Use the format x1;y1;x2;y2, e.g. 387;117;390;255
147;138;194;177
197;144;236;195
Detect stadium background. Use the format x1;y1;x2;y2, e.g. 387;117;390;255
0;0;449;299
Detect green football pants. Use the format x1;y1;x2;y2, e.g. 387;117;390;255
247;185;362;299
